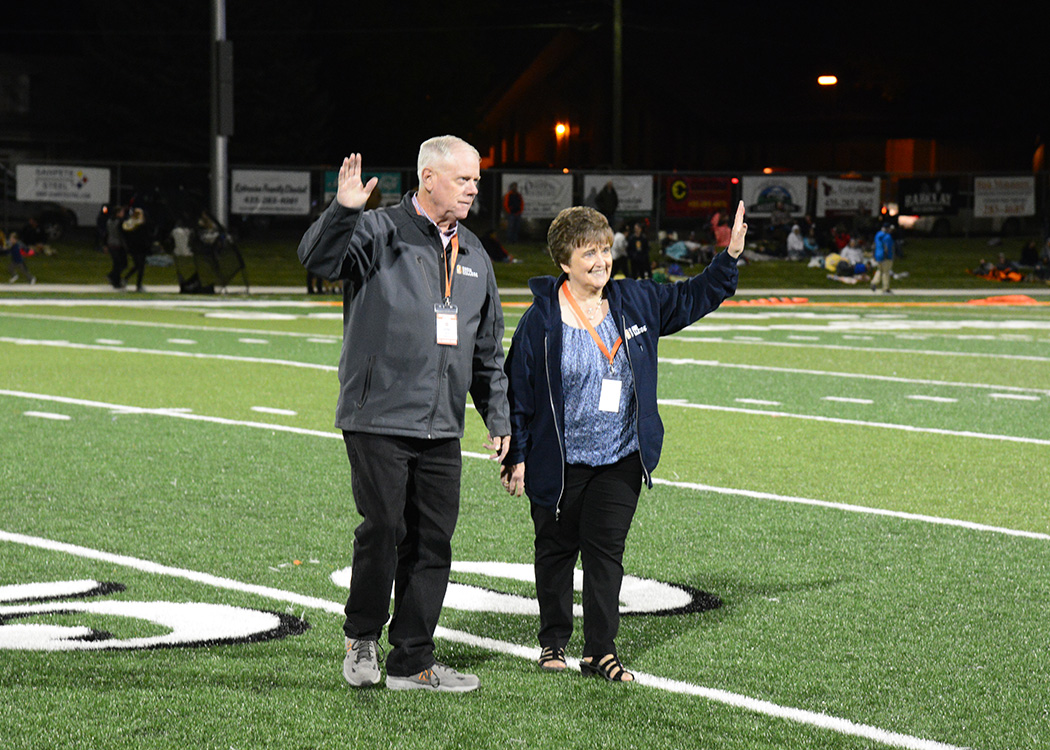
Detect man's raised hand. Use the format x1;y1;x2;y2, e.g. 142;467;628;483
336;154;379;210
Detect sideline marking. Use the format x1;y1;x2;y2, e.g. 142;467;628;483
0;528;965;750
3;389;1046;542
823;396;874;405
907;395;958;404
23;411;71;421
251;406;298;416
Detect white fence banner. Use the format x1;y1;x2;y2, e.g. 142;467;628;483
16;165;110;204
502;174;573;219
741;175;808;216
816;176;881;218
582;174;654;215
973;176;1035;218
232;170;311;215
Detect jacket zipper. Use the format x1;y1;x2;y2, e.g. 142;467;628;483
621;314;651;487
544;333;566;519
415;256;435;297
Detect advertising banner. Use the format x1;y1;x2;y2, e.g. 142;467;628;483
664;176;732;218
16;165;110;204
324;170;401;207
232;170;311;215
582;174;653;215
741;176;807;216
816;176;881;218
897;178;960;216
502;174;573;219
973;176;1035;218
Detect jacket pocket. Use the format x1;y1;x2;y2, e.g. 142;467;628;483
356;355;376;409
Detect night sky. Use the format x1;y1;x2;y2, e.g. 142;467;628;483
4;1;1048;171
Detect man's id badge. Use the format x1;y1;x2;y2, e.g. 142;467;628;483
598;377;621;413
435;303;458;346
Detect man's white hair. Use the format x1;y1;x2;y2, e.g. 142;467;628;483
417;135;480;184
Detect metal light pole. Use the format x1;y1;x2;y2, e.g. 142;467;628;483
612;0;623;169
210;0;233;227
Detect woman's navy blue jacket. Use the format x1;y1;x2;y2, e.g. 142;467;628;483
504;250;739;515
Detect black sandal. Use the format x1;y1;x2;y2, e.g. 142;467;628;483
538;646;566;672
580;653;633;682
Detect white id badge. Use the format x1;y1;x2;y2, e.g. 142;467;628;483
598;377;621;413
435;303;458;346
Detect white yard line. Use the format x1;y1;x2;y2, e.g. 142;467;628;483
0;311;340;341
0;337;337;372
0;527;966;750
4;389;1045;544
670;336;1050;364
658;357;1050;396
656;398;1050;447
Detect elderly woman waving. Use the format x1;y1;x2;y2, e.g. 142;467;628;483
501;202;747;682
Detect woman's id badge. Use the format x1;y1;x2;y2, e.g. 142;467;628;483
598;377;621;413
435;302;458;346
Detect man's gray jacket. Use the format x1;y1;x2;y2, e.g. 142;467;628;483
298;192;511;440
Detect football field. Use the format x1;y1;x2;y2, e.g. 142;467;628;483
2;292;1049;750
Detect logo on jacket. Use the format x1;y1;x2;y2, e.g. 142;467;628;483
624;323;648;340
456;265;479;278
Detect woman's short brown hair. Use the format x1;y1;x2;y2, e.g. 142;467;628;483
546;206;614;268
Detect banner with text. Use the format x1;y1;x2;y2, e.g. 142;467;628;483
582;174;653;216
973;176;1035;219
502;174;573;219
816;176;881;218
232;170;310;215
16;165;111;204
741;176;808;216
664;177;732;218
324;171;402;208
896;178;961;216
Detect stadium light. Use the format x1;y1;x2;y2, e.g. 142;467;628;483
818;75;838;86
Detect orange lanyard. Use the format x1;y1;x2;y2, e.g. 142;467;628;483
443;233;459;302
414;198;458;302
561;281;621;367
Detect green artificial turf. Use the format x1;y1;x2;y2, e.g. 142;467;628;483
2;297;1049;750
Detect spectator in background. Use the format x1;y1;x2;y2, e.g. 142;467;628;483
627;222;651;279
1019;240;1039;267
786;224;805;260
871;224;895;293
710;211;732;251
6;232;36;284
481;228;516;263
841;236;865;269
122;207;150;292
503;182;524;243
105;206;128;289
803;226;821;257
595;180;619;226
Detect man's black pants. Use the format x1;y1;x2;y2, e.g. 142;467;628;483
342;431;461;677
530;452;642;659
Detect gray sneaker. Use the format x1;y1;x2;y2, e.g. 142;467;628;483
343;638;381;687
386;662;480;693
